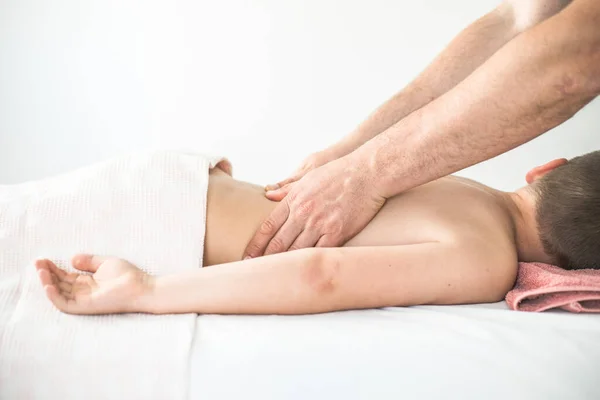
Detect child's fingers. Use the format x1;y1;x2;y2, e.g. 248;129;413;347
72;254;108;273
57;280;73;295
38;264;73;292
37;268;54;287
35;259;51;275
37;262;81;313
36;258;77;284
44;285;74;313
47;260;77;283
61;290;75;301
39;268;74;297
47;260;67;279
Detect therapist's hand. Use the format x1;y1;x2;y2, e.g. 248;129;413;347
243;156;386;258
264;148;343;192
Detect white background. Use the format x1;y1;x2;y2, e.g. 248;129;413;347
1;0;598;189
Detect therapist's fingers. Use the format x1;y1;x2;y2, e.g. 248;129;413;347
266;150;338;192
265;182;295;202
265;155;317;191
243;201;291;259
289;229;320;252
265;176;299;192
315;234;338;248
263;218;304;256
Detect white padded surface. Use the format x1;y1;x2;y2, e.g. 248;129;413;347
189;303;600;400
0;151;224;399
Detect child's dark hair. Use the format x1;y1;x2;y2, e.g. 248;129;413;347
535;151;600;270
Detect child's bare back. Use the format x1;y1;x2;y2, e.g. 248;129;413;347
205;168;517;269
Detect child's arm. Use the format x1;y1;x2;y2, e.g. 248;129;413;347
36;243;517;315
149;243;517;314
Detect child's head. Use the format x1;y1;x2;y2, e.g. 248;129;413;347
529;151;600;270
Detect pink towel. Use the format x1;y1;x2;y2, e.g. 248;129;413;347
505;262;600;313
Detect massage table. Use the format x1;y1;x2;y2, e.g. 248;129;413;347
1;152;599;399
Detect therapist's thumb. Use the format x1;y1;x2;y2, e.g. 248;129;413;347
266;182;294;201
265;175;299;192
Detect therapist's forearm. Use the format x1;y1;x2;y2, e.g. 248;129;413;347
330;3;527;158
353;0;600;199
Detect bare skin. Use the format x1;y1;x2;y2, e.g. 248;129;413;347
204;168;516;266
35;158;564;315
245;0;600;259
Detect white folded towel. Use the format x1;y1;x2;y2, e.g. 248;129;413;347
0;150;226;400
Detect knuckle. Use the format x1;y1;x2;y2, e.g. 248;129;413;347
301;157;319;172
281;183;294;194
266;237;285;253
330;235;342;245
286;190;298;203
304;162;316;171
305;216;324;233
259;218;277;235
327;218;344;235
315;238;328;248
317;236;335;248
245;242;262;255
302;157;316;168
280;179;294;187
296;199;315;218
330;232;343;245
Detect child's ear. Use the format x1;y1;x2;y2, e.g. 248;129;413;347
525;158;568;184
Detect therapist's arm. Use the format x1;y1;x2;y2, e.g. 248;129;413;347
356;0;600;199
312;0;573;161
267;0;571;192
247;0;599;260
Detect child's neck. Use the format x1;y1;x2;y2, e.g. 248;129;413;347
504;189;554;264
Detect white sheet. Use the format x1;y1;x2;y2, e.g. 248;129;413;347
0;151;224;399
189;302;600;400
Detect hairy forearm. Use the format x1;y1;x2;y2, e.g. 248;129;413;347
354;0;600;198
330;3;520;157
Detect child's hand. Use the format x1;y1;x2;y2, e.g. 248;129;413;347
35;254;154;315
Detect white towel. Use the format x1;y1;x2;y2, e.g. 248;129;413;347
0;150;227;400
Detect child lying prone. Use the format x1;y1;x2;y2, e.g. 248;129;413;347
36;151;600;315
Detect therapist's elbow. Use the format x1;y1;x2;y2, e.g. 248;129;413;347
561;32;600;97
500;0;570;33
589;46;600;96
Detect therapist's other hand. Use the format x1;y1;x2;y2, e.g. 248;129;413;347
35;254;153;315
264;148;342;193
243;156;386;258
